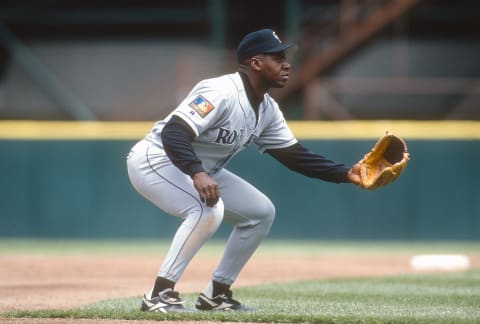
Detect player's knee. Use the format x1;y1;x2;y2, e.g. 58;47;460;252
258;199;276;228
197;199;224;236
245;200;275;238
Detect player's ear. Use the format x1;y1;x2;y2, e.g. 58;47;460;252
250;56;262;71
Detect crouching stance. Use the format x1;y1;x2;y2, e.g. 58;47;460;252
126;28;361;313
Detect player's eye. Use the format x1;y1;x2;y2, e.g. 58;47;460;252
272;53;286;62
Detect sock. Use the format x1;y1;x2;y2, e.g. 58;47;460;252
151;276;175;298
212;280;231;297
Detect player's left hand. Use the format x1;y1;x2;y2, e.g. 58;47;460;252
347;163;362;186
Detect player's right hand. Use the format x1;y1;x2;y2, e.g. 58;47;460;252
192;172;220;207
347;163;362;187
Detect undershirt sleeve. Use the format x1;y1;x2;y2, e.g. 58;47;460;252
160;116;205;177
266;143;350;183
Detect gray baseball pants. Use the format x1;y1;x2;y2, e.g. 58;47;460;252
126;139;275;285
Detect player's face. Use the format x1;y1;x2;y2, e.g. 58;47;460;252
256;52;291;88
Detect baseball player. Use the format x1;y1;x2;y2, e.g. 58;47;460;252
126;28;362;313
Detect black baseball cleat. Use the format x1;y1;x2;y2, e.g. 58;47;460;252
140;288;187;313
195;290;247;311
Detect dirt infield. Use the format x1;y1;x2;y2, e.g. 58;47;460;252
1;252;478;324
0;253;418;312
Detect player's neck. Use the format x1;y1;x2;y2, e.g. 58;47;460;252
239;71;264;109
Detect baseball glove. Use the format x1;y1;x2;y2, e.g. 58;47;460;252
359;133;409;190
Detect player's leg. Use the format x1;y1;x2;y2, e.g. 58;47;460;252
195;168;275;310
127;140;224;311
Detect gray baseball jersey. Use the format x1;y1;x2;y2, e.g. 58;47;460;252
145;72;297;174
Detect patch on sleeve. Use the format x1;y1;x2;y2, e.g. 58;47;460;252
188;95;215;118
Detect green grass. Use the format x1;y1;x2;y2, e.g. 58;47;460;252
4;271;480;323
0;239;479;256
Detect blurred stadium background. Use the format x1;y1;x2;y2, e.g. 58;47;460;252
0;0;479;121
0;0;478;240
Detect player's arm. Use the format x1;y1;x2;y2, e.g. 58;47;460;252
161;116;220;206
161;116;204;176
266;143;361;185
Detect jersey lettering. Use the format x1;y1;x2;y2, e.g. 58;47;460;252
214;128;238;145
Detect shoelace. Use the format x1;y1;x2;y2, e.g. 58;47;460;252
218;290;240;304
165;290;180;299
164;290;186;305
223;289;233;298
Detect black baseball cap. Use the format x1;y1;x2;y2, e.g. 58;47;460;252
236;28;295;63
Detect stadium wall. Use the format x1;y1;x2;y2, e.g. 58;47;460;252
0;121;478;240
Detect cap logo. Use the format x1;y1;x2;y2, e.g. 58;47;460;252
272;31;281;43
